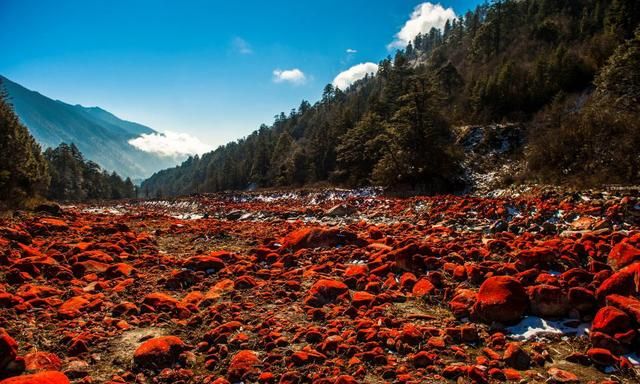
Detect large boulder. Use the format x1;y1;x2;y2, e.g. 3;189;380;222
0;372;70;384
23;352;62;372
528;284;569;318
592;306;633;336
0;329;19;369
281;227;365;251
227;350;260;381
183;255;225;272
472;276;529;324
516;247;556;268
449;289;477;319
133;336;186;370
595;263;640;301
606;294;640;324
608;242;640;271
303;279;349;307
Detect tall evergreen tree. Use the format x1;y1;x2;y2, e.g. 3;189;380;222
0;88;49;203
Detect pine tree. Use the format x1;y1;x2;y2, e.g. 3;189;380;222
0;88;49;203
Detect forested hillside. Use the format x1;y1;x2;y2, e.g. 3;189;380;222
141;0;639;196
0;75;180;179
0;91;136;208
44;143;136;201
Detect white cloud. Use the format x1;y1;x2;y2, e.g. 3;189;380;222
128;131;211;157
346;48;358;54
332;62;378;90
232;37;253;54
388;2;456;49
272;68;306;85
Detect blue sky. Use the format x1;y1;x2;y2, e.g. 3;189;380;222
0;0;481;153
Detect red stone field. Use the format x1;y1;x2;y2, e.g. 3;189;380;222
1;189;640;383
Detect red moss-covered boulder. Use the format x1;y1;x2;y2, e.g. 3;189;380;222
528;284;569;318
227;350;260;381
567;287;596;314
547;367;579;383
410;351;436;368
595;263;640;301
608;242;640;271
58;296;92;318
205;321;243;343
606;294;640;324
183;255;225;272
23;352;62;372
0;329;19;368
72;260;110;277
303;279;349;307
234;275;257;289
0;372;70;384
503;342;531;370
412;278;436;297
344;264;368;278
449;289;477;319
39;218;68;230
592;306;633;336
351;291;375;307
281;227;364;251
587;348;618;366
133;336;186;370
516;247;556;268
472;276;528;324
142;293;189;316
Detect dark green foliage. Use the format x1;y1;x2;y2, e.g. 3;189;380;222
605;0;640;40
527;99;640;185
0;89;50;204
44;143;136;201
1;82;135;205
142;52;461;196
593;29;640;112
142;0;639;195
334;112;386;186
527;31;640;184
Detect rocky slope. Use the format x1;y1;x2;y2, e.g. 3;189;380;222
0;189;639;383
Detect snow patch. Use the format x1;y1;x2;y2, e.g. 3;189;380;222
506;316;589;341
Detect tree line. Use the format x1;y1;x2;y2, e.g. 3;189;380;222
142;0;639;196
2;0;638;205
0;90;135;207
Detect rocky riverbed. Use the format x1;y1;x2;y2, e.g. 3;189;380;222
1;188;639;383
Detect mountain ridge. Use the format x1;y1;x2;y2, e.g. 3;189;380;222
0;75;180;180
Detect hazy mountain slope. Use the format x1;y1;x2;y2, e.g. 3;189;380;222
0;75;179;180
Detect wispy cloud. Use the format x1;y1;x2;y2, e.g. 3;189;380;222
232;37;253;54
333;62;378;90
272;68;306;85
128;131;211;157
346;48;358;54
388;2;456;49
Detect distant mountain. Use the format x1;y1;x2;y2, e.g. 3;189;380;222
0;75;181;180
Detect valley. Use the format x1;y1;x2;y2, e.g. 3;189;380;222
1;188;639;383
